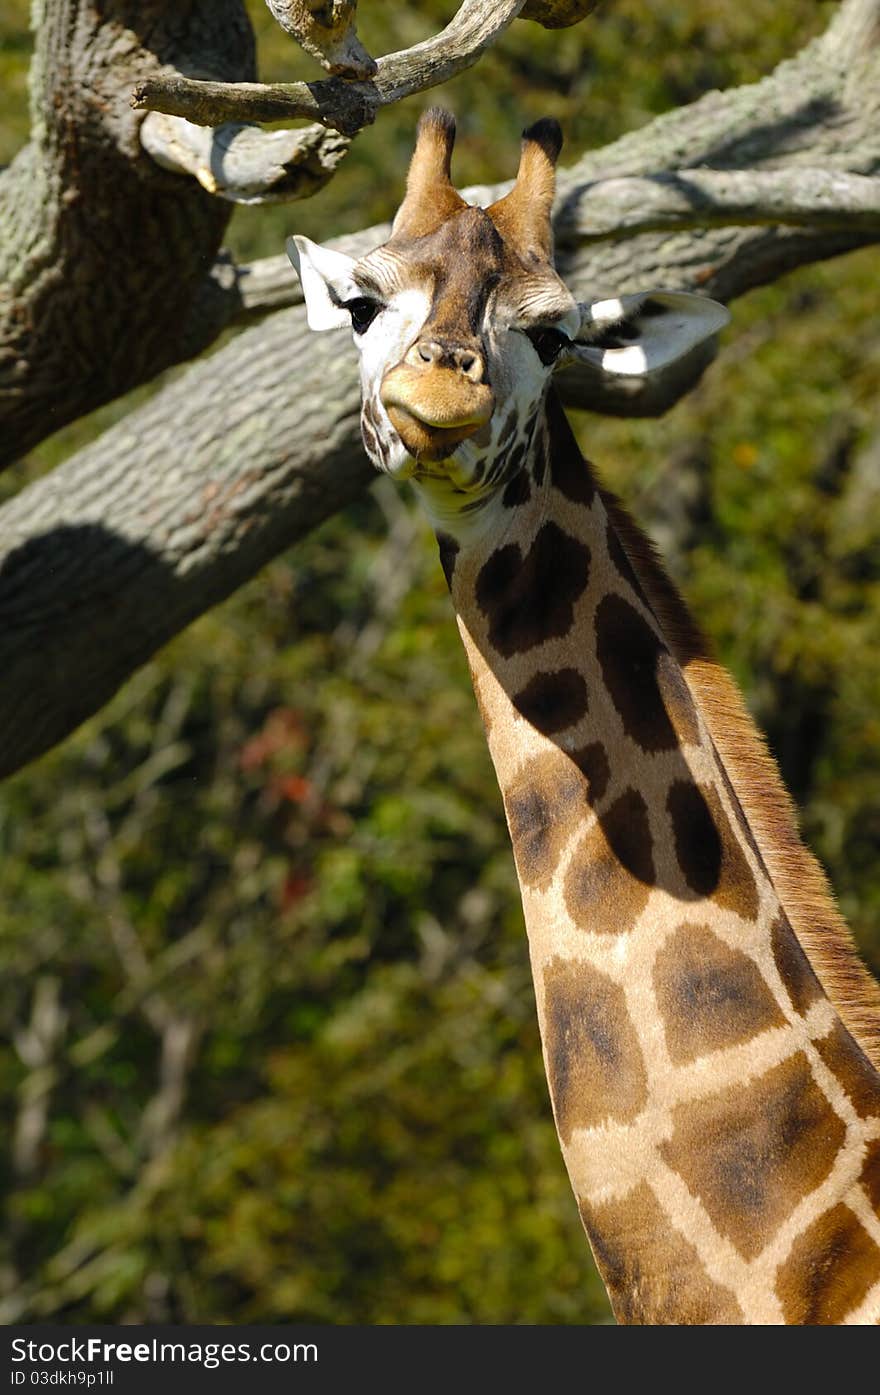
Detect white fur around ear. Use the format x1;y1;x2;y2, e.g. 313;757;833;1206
286;235;359;331
571;291;729;377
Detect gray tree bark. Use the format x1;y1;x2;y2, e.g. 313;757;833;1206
0;1;257;471
0;0;878;779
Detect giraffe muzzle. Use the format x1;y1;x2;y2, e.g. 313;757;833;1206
380;361;494;462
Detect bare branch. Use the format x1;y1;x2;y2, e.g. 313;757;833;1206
265;1;377;79
565;168;880;239
137;1016;201;1160
233;250;305;315
820;0;880;64
132;73;368;137
132;0;528;135
140;112;349;204
12;978;66;1179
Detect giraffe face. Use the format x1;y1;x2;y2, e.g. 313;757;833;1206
361;208;580;483
289;108;729;502
290;109;579;493
292;227;577;493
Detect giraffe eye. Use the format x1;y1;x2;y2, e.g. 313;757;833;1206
345;297;381;334
525;326;570;365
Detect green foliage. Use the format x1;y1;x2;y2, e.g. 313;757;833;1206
0;2;30;165
0;0;877;1326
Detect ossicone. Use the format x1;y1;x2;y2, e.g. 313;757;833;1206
488;116;564;262
392;107;466;239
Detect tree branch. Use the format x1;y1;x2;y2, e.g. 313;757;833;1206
140;112;350;204
224;165;880;325
0;0;259;472
132;0;528;135
264;1;377;80
12;977;66;1179
567;168;880;239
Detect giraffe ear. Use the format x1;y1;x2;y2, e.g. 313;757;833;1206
569;292;729;376
286;236;359;331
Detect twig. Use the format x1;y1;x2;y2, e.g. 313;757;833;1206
12;978;66;1178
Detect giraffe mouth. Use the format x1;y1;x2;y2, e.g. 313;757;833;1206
381;366;494;462
383;405;488;462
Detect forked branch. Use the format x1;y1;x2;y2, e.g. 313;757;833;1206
264;2;377;80
132;0;529;135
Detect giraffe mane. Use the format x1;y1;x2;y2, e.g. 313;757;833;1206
600;483;880;1072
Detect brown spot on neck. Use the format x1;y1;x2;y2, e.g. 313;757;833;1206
776;1204;880;1324
545;389;596;506
771;913;825;1016
512;667;589;736
563;788;655;935
595;594;679;754
654;925;786;1064
504;747;602;892
584;1183;746;1325
660;1053;846;1260
667;780;760;918
436;532;459;588
814;1019;880;1120
542;956;648;1140
474;521;590;657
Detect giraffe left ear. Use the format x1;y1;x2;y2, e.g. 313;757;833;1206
287;235;359;331
569;292;730;377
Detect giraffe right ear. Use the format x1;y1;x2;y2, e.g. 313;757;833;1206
572;292;729;377
286;236;359;331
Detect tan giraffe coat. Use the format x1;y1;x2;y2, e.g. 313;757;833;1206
441;395;880;1324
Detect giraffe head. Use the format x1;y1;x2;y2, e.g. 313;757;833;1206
289;109;728;502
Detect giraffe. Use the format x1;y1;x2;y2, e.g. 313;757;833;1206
288;109;880;1324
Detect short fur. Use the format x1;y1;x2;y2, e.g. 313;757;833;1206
392;108;466;239
292;110;880;1324
489;118;563;260
601;487;880;1071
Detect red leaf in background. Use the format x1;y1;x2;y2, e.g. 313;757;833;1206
280;873;312;911
239;707;306;771
275;774;313;803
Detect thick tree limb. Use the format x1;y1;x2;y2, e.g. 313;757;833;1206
140;112;350;204
0;0;259;472
567;168;880;238
224;166;880;325
0;0;879;779
132;0;528;135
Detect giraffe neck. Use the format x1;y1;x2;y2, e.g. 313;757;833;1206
427;389;880;1325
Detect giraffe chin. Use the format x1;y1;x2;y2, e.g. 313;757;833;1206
385;405;490;464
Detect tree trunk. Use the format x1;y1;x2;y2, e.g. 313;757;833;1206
0;0;256;470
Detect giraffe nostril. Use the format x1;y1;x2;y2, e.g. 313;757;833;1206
417;342;435;364
459;353;475;373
